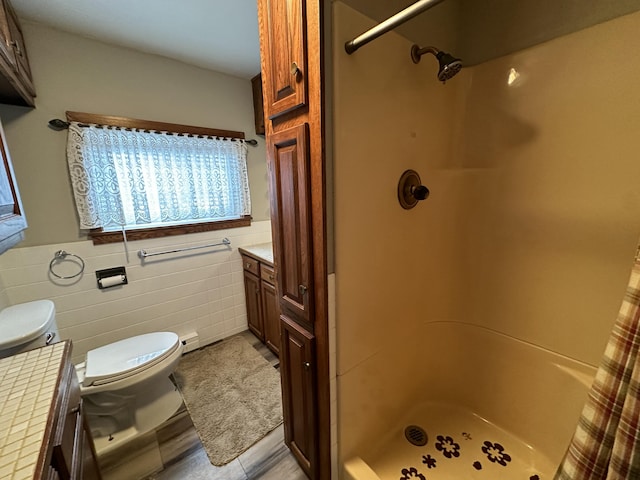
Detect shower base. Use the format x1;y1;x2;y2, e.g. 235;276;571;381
344;402;555;480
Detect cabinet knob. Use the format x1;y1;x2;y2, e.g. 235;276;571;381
303;362;311;370
291;61;301;78
246;263;252;269
10;41;22;56
299;284;307;295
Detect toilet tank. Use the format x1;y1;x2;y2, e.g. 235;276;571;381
0;300;59;358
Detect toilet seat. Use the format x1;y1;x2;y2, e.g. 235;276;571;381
82;332;181;387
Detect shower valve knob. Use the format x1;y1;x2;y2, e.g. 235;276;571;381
411;185;430;200
398;169;430;209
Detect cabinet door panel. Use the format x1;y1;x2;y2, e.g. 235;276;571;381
4;0;34;96
244;270;264;340
280;314;316;478
268;124;313;330
260;0;307;119
261;280;280;355
0;119;26;254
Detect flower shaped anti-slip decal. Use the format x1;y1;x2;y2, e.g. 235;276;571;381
481;440;512;466
435;435;461;459
399;467;426;480
422;454;437;469
399;427;540;478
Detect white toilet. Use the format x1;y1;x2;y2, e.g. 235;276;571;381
0;300;185;454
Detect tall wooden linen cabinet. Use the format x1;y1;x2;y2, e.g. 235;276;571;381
256;0;330;479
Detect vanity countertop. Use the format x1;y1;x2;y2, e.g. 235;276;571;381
239;242;274;266
0;342;67;479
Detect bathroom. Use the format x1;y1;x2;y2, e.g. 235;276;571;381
1;0;640;479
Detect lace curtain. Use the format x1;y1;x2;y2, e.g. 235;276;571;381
66;122;251;230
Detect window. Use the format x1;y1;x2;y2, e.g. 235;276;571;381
65;112;252;244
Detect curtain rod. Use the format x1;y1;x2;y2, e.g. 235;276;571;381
344;0;446;54
47;118;259;146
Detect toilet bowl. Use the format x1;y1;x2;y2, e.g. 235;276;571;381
75;331;183;394
0;300;185;454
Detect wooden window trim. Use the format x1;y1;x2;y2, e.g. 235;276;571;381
68;112;252;245
65;111;246;139
89;216;252;245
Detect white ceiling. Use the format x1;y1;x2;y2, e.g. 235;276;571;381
14;0;640;79
10;0;262;79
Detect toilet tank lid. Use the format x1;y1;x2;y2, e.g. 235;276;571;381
0;300;56;349
83;332;180;385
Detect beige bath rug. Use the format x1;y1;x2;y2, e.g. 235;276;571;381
174;335;283;466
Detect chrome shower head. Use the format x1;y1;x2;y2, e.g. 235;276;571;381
410;45;462;83
435;51;462;82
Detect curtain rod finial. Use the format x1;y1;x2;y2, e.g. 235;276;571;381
48;119;70;131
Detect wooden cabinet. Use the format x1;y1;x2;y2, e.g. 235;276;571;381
251;73;265;135
240;250;280;356
46;342;101;480
260;264;280;355
268;124;314;331
0;0;35;106
243;263;264;340
258;0;307;119
280;315;316;478
258;0;329;478
0;116;26;255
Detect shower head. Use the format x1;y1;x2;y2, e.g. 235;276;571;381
410;45;462;83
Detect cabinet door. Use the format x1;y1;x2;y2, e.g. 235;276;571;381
251;73;265;135
261;279;280;355
268;124;313;331
243;270;264;340
0;119;26;254
0;0;14;68
4;0;34;96
51;363;82;480
258;0;307;119
280;314;316;478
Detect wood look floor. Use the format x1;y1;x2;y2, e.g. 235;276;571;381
145;331;307;480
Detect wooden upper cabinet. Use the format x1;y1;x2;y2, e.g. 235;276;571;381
258;0;307;120
251;73;266;135
4;0;34;96
268;123;314;331
0;0;35;106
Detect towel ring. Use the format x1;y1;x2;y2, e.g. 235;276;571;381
49;250;85;279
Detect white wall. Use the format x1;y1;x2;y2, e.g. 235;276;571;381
0;21;269;247
0;220;271;364
0;22;274;365
333;1;640;463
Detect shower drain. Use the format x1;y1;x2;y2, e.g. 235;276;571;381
404;425;428;446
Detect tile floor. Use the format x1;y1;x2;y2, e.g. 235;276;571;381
121;330;307;480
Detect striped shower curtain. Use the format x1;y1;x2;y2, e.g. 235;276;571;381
555;247;640;479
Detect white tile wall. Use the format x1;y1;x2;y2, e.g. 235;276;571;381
0;221;272;364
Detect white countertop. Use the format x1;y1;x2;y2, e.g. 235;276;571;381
239;242;274;265
0;343;66;480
